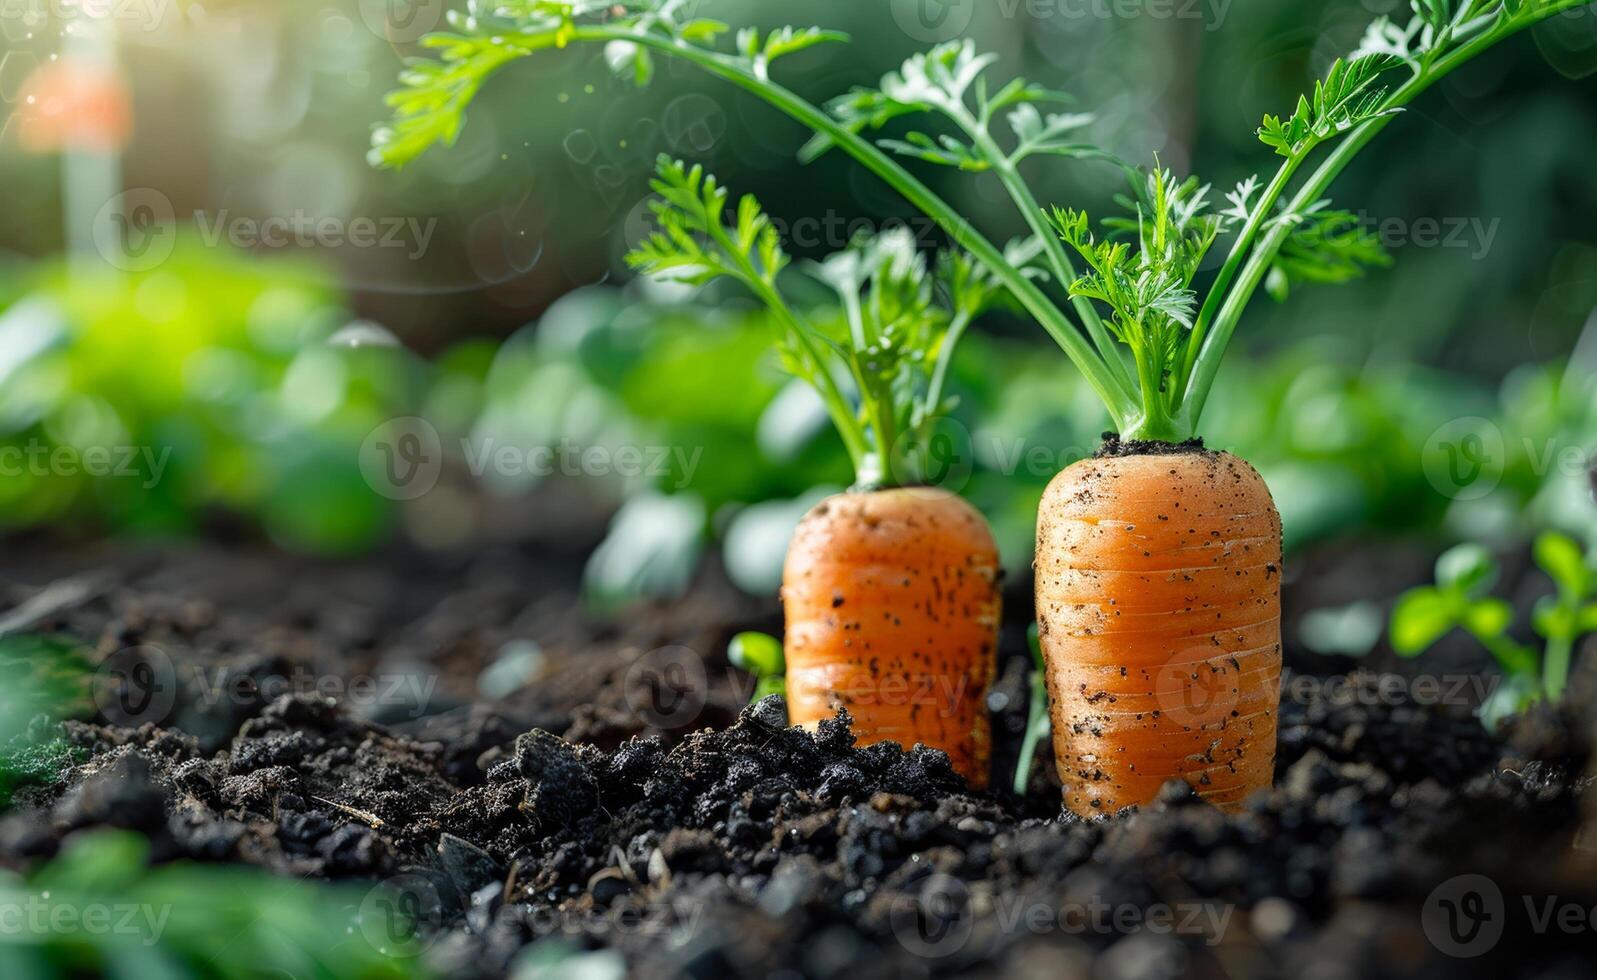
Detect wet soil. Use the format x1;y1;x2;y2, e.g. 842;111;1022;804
1;538;1595;979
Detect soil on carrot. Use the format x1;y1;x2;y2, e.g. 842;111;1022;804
1094;433;1213;458
2;537;1595;979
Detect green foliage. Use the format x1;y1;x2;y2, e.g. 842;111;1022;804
627;158;788;292
371;0;842;169
0;245;411;552
1050;166;1227;436
1217;178;1392;303
627;156;1002;489
1391;532;1597;726
1263;202;1393;301
1257;56;1402;160
373;0;1594;445
728;632;786;702
1354;0;1586;67
0;635;90;809
801;39;1091;171
0;831;429;978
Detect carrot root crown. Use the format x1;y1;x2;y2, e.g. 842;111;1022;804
1035;446;1283;814
782;487;1001;788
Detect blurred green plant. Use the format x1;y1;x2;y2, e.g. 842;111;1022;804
727;631;785;701
0;242;417;553
452;287;850;606
1013;623;1051;796
0;635;90;809
1391;532;1595;726
0;830;430;978
461;284;1588;606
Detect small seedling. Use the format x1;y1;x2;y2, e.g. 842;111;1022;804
728;631;786;701
1391;532;1596;727
1013;623;1052;796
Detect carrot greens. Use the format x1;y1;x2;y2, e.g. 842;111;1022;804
628;155;1014;487
373;0;1591;443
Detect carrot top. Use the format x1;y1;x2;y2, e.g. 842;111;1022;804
623;157;1009;488
371;0;1590;443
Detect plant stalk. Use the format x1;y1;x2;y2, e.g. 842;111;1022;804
568;25;1138;430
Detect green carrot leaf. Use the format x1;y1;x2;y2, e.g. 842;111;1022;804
1264;201;1392;301
1007;103;1096;163
878;131;989;171
1257;54;1403;159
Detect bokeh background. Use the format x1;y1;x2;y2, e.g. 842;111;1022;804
1;0;1595;628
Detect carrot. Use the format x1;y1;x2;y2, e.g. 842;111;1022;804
1035;446;1282;813
783;487;1001;787
611;161;1008;785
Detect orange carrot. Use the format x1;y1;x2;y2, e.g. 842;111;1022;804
1035;447;1282;814
783;487;1002;787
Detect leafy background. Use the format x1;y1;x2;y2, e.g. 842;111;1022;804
0;0;1593;591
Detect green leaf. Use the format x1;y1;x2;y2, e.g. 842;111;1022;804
737;25;848;79
800;39;1030;164
1533;531;1588;597
1532;594;1578;640
1258;55;1402;159
762;26;848;63
677;18;729;44
626;156;789;290
1390;586;1458;655
1266;201;1392;297
1007;103;1095;163
1580;603;1597;632
1435;542;1498;595
878;132;988;171
1047;164;1219;394
1461;597;1515;638
605;40;654;85
371;0;848;168
728;632;785;677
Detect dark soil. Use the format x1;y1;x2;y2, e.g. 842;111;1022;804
1094;433;1212;458
2;539;1596;979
